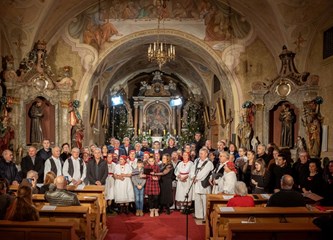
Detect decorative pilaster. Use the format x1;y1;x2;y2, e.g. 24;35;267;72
134;102;139;136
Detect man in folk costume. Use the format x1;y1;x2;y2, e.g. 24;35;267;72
190;147;214;221
44;146;63;179
63;147;86;186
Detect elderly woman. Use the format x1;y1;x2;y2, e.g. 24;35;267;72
227;181;255;207
217;161;237;194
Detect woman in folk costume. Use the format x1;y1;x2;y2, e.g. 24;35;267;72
217;161;237;194
127;150;137;169
174;152;194;210
142;157;161;217
114;155;134;213
105;153;116;213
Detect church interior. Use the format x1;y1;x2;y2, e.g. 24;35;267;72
1;0;333;158
1;0;333;239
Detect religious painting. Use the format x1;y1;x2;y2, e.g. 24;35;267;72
67;0;251;51
145;103;169;136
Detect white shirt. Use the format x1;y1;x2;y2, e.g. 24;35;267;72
63;157;87;182
44;157;63;179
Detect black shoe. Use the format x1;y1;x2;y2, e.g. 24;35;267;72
166;208;170;215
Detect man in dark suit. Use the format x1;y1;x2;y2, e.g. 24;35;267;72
110;139;126;161
21;146;44;183
86;148;108;185
120;137;134;156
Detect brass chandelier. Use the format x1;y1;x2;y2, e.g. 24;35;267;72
147;3;175;69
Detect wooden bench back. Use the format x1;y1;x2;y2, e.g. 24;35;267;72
227;222;321;240
0;220;79;240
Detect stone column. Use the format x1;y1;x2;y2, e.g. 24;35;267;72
58;90;73;146
134;102;139;136
172;107;176;135
251;89;267;144
139;102;144;133
177;106;181;136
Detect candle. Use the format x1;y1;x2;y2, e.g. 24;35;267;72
163;129;166;135
174;129;176;135
138;129;140;135
149;129;151;135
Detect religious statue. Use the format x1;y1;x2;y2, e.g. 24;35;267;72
28;98;44;144
71;120;84;150
302;97;323;158
279;103;295;148
296;136;306;157
236;114;253;150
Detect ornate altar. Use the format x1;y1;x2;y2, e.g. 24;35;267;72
0;40;78;155
132;71;182;139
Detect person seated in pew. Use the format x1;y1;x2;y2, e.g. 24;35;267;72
227;181;255;207
45;175;80;206
39;171;56;194
5;185;39;221
0;178;14;219
19;170;40;194
266;174;306;207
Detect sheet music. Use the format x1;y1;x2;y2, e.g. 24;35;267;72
41;205;57;211
222;195;234;200
76;184;85;190
260;194;270;199
220;207;235;212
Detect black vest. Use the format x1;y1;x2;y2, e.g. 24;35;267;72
67;158;84;178
49;157;64;175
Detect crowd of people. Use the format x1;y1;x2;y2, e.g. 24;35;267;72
1;132;333;223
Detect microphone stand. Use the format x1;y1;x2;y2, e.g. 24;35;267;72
183;161;200;240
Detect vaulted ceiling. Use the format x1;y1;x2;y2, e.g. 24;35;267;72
1;0;332;103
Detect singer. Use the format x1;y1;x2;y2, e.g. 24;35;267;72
190;147;214;221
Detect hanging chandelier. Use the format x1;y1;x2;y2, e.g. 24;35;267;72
147;2;175;69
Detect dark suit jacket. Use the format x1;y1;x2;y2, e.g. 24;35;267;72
120;144;135;156
86;158;108;185
21;155;44;183
110;148;126;158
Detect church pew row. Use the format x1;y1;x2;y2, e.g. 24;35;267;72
226;222;321;240
205;194;270;240
0;220;79;240
210;205;328;240
33;194;106;240
37;205;92;240
10;184;107;240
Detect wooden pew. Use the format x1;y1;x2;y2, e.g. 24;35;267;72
0;220;79;240
33;194;103;239
205;194;270;240
72;185;107;239
37;204;91;240
210;205;328;240
226;222;321;240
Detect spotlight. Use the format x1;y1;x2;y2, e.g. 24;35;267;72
111;95;123;106
170;97;182;107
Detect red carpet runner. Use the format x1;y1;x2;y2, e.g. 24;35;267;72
105;211;205;240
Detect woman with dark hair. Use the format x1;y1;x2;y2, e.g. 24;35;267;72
101;145;109;161
5;185;39;221
154;154;174;214
302;160;325;196
60;143;71;162
242;150;256;190
0;178;13;219
250;158;270;193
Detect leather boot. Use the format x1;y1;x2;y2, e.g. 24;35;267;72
154;208;159;217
